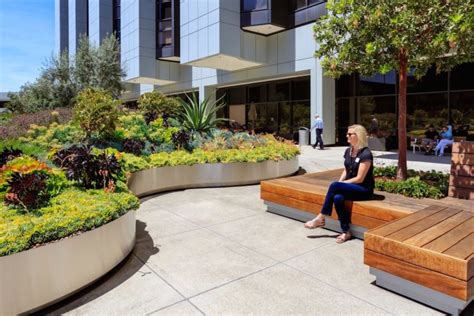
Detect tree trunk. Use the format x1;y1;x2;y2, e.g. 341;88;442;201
397;51;408;180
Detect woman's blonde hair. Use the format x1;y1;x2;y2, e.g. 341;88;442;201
348;124;368;149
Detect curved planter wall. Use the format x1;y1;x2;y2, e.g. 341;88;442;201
0;211;136;315
127;157;299;197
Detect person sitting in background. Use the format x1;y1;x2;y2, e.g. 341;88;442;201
422;125;439;155
455;124;469;137
434;124;453;157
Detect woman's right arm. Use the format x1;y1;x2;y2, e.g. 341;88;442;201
339;169;347;182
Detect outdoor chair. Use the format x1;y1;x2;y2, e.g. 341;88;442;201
410;138;424;154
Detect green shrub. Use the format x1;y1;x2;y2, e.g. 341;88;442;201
374;165;449;199
138;91;181;123
0;188;139;256
115;114;148;141
73;88;121;140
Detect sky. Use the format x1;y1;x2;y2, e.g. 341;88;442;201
0;0;55;92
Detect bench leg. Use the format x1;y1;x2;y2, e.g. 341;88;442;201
264;201;367;240
369;267;472;315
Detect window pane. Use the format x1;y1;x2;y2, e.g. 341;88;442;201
294;0;307;10
248;85;266;103
292;78;310;100
358;71;396;96
292;100;310;130
228;86;246;105
450;63;474;91
243;0;268;11
336;74;354;97
268;81;289;101
278;101;292;135
358;96;397;137
407;66;448;93
406;93;448;136
450;91;474;139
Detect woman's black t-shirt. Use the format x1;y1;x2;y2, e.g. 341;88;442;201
343;147;375;192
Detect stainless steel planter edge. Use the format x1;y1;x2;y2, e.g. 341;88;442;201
127;157;299;197
0;211;136;315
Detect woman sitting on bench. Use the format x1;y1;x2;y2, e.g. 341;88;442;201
304;124;374;243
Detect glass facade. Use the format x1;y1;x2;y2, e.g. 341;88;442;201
335;63;474;144
216;77;310;139
156;0;179;60
113;0;121;41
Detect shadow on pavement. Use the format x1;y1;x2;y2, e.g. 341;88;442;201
34;220;158;315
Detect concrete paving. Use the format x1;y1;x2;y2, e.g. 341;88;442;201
41;146;463;315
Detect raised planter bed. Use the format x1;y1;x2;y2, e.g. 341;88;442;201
0;211;136;315
128;157;299;197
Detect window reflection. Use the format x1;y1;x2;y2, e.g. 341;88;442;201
243;0;268;12
217;77;310;139
336;63;474;142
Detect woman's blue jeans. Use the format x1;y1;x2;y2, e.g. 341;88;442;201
320;181;372;232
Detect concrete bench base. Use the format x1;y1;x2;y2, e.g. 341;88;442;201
370;268;472;316
265;201;367;240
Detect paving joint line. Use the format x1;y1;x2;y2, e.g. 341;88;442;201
280;261;396;315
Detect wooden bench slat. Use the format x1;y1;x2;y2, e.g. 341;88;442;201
405;212;474;248
448;186;474;200
451;153;474;166
387;208;463;242
453;142;474;153
422;216;474;254
365;233;469;281
261;191;387;229
449;175;474;190
443;233;474;260
450;164;474;177
364;249;470;300
367;205;446;237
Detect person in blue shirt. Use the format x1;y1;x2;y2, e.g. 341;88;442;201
434;124;453;156
310;115;324;150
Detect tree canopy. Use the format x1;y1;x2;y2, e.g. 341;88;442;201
7;33;125;113
314;0;474;179
314;0;474;79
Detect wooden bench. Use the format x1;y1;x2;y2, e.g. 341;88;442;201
449;141;474;200
261;169;473;314
364;205;474;315
261;169;432;239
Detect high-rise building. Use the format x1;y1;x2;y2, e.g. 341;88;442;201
57;0;474;145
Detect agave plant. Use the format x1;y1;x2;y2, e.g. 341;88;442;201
177;93;227;133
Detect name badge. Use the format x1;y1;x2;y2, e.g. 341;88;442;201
355;157;360;163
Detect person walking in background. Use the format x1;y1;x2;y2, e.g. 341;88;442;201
369;115;378;137
434;124;453;156
311;114;324;150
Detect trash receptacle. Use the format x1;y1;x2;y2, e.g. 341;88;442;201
298;127;309;146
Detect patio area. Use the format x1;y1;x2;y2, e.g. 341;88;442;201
39;147;468;315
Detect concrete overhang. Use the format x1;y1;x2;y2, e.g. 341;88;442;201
124;77;176;86
242;24;286;35
183;54;263;72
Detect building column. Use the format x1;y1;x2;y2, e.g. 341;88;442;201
311;60;336;145
199;84;216;105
